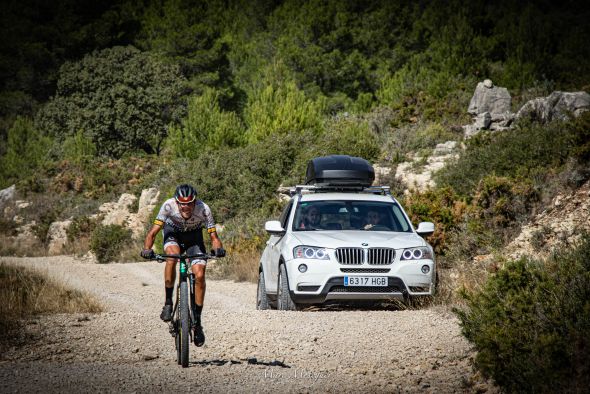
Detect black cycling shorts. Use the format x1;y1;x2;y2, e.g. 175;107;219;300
162;224;206;263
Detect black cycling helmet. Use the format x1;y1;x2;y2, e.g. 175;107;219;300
174;184;197;204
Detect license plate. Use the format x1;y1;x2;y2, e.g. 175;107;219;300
344;276;388;286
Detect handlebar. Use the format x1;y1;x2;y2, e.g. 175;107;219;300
151;252;217;262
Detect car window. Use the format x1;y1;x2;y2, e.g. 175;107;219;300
292;200;412;232
279;200;293;229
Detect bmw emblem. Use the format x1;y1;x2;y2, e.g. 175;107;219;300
362;243;368;246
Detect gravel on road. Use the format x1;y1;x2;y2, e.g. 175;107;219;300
0;256;496;393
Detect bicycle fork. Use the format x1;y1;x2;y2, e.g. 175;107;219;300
168;287;179;336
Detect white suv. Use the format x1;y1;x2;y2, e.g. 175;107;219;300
257;156;436;310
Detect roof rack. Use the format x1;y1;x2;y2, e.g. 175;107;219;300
278;185;392;197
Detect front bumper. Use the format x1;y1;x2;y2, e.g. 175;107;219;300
290;276;408;303
285;257;435;304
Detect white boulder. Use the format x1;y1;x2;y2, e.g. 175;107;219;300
47;219;72;255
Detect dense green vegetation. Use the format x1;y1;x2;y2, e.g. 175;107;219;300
1;2;589;390
2;0;589;169
456;235;590;393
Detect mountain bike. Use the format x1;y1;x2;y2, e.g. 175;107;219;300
151;252;216;368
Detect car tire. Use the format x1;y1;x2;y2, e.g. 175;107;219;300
256;270;271;310
277;263;298;311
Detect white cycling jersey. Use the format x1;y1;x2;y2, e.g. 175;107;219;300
154;198;216;233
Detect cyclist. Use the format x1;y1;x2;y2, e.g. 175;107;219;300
141;184;225;347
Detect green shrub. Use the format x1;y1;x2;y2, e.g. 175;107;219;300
571;110;590;163
89;224;132;264
35;46;187;158
0;117;52;189
402;187;467;254
316;117;381;161
61;130;97;165
456;235;590;393
244;81;325;143
67;216;100;243
436;116;588;197
167;88;245;157
42;156;156;200
472;175;538;227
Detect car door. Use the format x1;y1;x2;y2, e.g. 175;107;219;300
264;199;293;292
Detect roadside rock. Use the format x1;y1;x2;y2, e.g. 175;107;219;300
0;185;16;217
464;80;513;137
13;221;41;250
373;164;392;185
395;142;460;192
47;220;72;255
0;184;15;204
432;141;459;156
80;250;98;264
100;194;137;227
276;185;291;203
515;91;590;123
126;188;160;238
468;80;511;116
97;188;160;239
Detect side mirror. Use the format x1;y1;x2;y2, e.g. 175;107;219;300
265;220;285;235
416;222;435;237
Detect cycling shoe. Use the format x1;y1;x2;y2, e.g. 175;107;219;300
160;304;173;322
193;325;205;347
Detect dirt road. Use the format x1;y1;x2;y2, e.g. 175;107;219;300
0;256;495;393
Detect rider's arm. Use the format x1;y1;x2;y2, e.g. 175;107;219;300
144;201;170;250
203;202;223;250
209;230;222;250
144;223;162;250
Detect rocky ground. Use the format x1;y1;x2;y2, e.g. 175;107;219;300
0;256;496;393
506;179;590;260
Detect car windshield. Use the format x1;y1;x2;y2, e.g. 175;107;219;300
292;200;412;232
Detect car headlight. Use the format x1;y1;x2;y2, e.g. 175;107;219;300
293;246;330;260
400;247;433;261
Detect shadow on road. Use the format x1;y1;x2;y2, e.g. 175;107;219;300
298;299;429;312
190;358;291;368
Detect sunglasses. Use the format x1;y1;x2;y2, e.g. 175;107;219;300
177;201;194;206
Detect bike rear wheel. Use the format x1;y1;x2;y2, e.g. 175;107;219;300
179;279;190;367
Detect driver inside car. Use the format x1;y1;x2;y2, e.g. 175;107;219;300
363;209;385;230
299;206;322;230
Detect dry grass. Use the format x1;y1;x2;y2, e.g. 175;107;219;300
432;258;497;308
209;247;259;283
0;263;103;347
0;234;46;257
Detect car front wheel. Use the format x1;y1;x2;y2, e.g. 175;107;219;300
277;263;298;311
256;270;271;310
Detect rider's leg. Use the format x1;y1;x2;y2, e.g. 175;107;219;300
160;244;179;322
191;263;206;325
191;263;206;346
164;244;180;302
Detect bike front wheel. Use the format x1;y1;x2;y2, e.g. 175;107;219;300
179;279;190;367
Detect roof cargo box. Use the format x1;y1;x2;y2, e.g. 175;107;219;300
305;155;375;187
